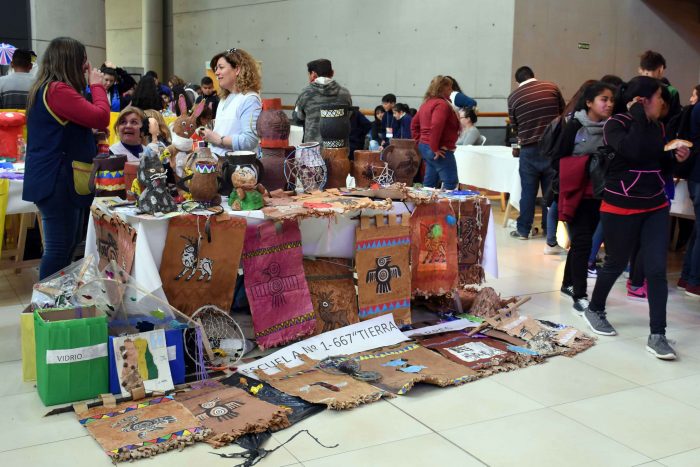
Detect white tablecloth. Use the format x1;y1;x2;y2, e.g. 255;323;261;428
7;179;36;215
86;201;498;301
455;145;540;211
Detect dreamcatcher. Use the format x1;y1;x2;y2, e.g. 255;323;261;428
283;142;327;193
370;162;394;187
184;305;246;371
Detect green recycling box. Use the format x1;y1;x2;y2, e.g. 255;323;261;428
34;305;109;406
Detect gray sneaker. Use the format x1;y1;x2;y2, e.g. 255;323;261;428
572;297;589;316
583;308;617;336
646;334;677;360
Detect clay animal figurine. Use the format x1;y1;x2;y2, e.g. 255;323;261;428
189;141;221;206
137;147;178;215
165;95;205;188
228;165;269;211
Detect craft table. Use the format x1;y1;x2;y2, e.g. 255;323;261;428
0;166;41;271
85;199;498;303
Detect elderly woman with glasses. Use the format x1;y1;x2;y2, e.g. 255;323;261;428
201;48;262;157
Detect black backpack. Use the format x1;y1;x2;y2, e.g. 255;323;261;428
538;115;565;161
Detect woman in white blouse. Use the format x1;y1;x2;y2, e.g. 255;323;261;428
201;48;262;156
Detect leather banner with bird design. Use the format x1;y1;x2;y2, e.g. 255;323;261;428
242;220;316;349
354;214;411;326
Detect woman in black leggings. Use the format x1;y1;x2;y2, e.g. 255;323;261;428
584;76;690;360
554;82;615;312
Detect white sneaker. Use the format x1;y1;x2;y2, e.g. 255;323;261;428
544;243;567;255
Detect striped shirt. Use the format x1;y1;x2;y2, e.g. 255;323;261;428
507;79;565;146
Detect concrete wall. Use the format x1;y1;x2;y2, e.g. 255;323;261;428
512;0;700;104
171;0;516;114
30;0;106;66
106;0;142;70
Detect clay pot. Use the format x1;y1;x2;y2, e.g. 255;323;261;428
351;150;382;188
190;145;221;205
260;146;294;192
322;147;351;189
319;104;350;148
381;138;420;185
256;98;290;149
124;161;140;201
218;150;265;196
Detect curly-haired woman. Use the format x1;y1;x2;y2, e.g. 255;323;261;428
411;75;461;189
202;48;262;156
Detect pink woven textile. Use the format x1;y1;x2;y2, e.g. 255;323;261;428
242;220;316;349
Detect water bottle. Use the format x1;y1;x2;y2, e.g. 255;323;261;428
16;136;26;161
511;137;521;158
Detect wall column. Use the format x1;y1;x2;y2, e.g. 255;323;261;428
142;0;162;76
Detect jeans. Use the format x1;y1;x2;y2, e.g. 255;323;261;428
35;169;85;280
546;201;559;246
590;207;670;334
369;140;380;151
588;221;604;266
516;145;553;236
562;199;600;299
418;143;458;190
681;181;700;286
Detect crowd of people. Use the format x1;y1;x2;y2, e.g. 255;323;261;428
9;37;699;361
507;50;699;360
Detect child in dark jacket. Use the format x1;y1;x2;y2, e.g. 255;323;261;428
393;103;413;139
369;105;385;151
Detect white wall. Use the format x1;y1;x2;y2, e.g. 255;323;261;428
512;0;700;103
171;0;515;114
106;0;142;70
31;0;106;66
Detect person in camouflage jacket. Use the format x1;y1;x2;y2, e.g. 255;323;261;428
292;58;352;143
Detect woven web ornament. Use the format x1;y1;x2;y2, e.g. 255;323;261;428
371;162;394;187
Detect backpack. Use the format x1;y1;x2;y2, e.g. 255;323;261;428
538;115;565;161
588;146;616;199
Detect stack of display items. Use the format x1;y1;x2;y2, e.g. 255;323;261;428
257;98;293;192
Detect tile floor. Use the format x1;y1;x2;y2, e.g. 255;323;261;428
1;211;700;467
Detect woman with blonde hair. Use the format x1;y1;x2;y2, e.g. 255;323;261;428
201;48;262;156
109;106;147;161
23;37;110;278
411;75;461;189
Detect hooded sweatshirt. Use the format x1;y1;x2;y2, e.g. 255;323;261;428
292;77;353;143
601;103;672;210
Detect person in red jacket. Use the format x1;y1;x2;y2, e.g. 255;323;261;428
411;75;461;189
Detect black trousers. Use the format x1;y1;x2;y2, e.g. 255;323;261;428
562;199;601;299
590;207;670;335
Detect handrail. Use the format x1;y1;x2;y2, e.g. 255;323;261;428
280;104;508;119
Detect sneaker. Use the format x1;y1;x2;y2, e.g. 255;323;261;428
560;285;574;299
510;230;528;240
646;334;677;360
627;281;648;302
587;267;598;278
583;308;617;336
685;284;700;299
677;278;688;290
543;243;567;255
572;297;590;316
